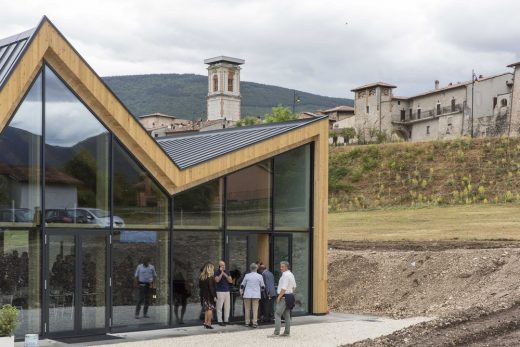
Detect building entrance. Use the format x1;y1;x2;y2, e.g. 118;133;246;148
45;231;107;337
225;232;292;321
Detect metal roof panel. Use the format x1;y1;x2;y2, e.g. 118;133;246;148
157;117;324;169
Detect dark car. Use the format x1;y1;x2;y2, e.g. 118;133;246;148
0;208;34;223
45;209;88;224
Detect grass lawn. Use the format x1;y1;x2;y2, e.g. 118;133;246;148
329;204;520;241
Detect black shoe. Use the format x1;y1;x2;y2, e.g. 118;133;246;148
135;315;139;319
205;324;214;329
224;322;229;326
219;322;225;326
143;315;150;318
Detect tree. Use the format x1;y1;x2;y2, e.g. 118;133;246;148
236;116;260;127
264;105;298;123
340;128;356;144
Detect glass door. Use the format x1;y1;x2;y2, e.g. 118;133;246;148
46;232;107;336
226;232;269;320
271;234;292;285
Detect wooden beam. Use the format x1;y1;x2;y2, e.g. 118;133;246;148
312;120;329;314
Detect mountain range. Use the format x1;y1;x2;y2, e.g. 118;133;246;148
102;73;353;120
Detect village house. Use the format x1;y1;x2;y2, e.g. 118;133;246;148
343;67;520;142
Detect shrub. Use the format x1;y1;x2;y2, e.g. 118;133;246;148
0;305;19;337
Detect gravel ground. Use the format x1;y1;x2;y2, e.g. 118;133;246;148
94;316;429;347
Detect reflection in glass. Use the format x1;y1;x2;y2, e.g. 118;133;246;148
227;161;271;229
81;235;106;330
112;230;169;329
44;67;110;228
113;141;169;229
173;179;223;229
291;232;309;313
274;145;311;230
0;73;42;227
48;234;75;332
272;235;290;284
0;229;40;337
171;231;222;325
226;233;269;319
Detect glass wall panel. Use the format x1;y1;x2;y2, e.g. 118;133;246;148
274;145;311;230
0;74;42;228
171;231;222;325
173;179;223;229
227;161;271;230
44;67;110;228
0;229;41;337
113;141;169;229
291;232;309;313
112;230;169;329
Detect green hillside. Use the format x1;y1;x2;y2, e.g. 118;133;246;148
102;73;352;119
329;137;520;211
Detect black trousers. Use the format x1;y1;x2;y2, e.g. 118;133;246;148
260;296;274;322
135;283;150;316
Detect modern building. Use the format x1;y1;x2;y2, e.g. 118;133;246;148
0;17;328;340
350;72;516;141
205;56;244;122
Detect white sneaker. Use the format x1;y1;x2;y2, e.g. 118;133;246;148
268;334;281;338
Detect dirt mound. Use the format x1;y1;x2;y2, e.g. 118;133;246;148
329;240;520;252
328;244;520;318
348;302;520;347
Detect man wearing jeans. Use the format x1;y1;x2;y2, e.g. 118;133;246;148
214;260;232;326
134;257;157;319
270;261;297;337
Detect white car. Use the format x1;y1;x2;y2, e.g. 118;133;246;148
70;208;125;228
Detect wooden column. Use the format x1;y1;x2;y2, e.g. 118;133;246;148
312;122;329;314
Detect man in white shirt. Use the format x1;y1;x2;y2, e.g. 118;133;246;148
134;257;157;319
270;261;296;337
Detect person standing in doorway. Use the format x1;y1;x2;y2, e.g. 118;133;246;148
270;261;296;338
214;260;232;326
240;263;265;328
199;262;217;329
259;264;276;323
134;257;157;319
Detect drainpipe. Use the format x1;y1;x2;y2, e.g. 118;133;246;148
379;88;382;133
508;67;516;137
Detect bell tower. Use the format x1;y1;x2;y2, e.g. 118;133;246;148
205;56;245;122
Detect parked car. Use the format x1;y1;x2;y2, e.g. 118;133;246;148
73;208;125;228
44;208;124;227
0;208;34;223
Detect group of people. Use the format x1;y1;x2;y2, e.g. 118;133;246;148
199;259;296;337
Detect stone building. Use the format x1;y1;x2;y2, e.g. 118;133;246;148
138;113;194;137
205;56;244;122
349;70;516;141
350;82;396;139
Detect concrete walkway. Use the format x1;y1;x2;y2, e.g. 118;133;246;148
23;313;431;347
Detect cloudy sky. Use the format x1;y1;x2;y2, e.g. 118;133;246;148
1;0;520;99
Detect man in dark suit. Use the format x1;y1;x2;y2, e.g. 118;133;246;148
259;264;276;323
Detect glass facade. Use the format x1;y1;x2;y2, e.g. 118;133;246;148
112;230;169;329
0;73;42;337
173;179;223;229
171;231;222;325
0;73;42;227
227;160;272;229
113;140;169;229
274;145;311;230
45;68;110;228
0;64;314;339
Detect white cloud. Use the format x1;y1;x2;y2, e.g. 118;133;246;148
1;0;519;98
